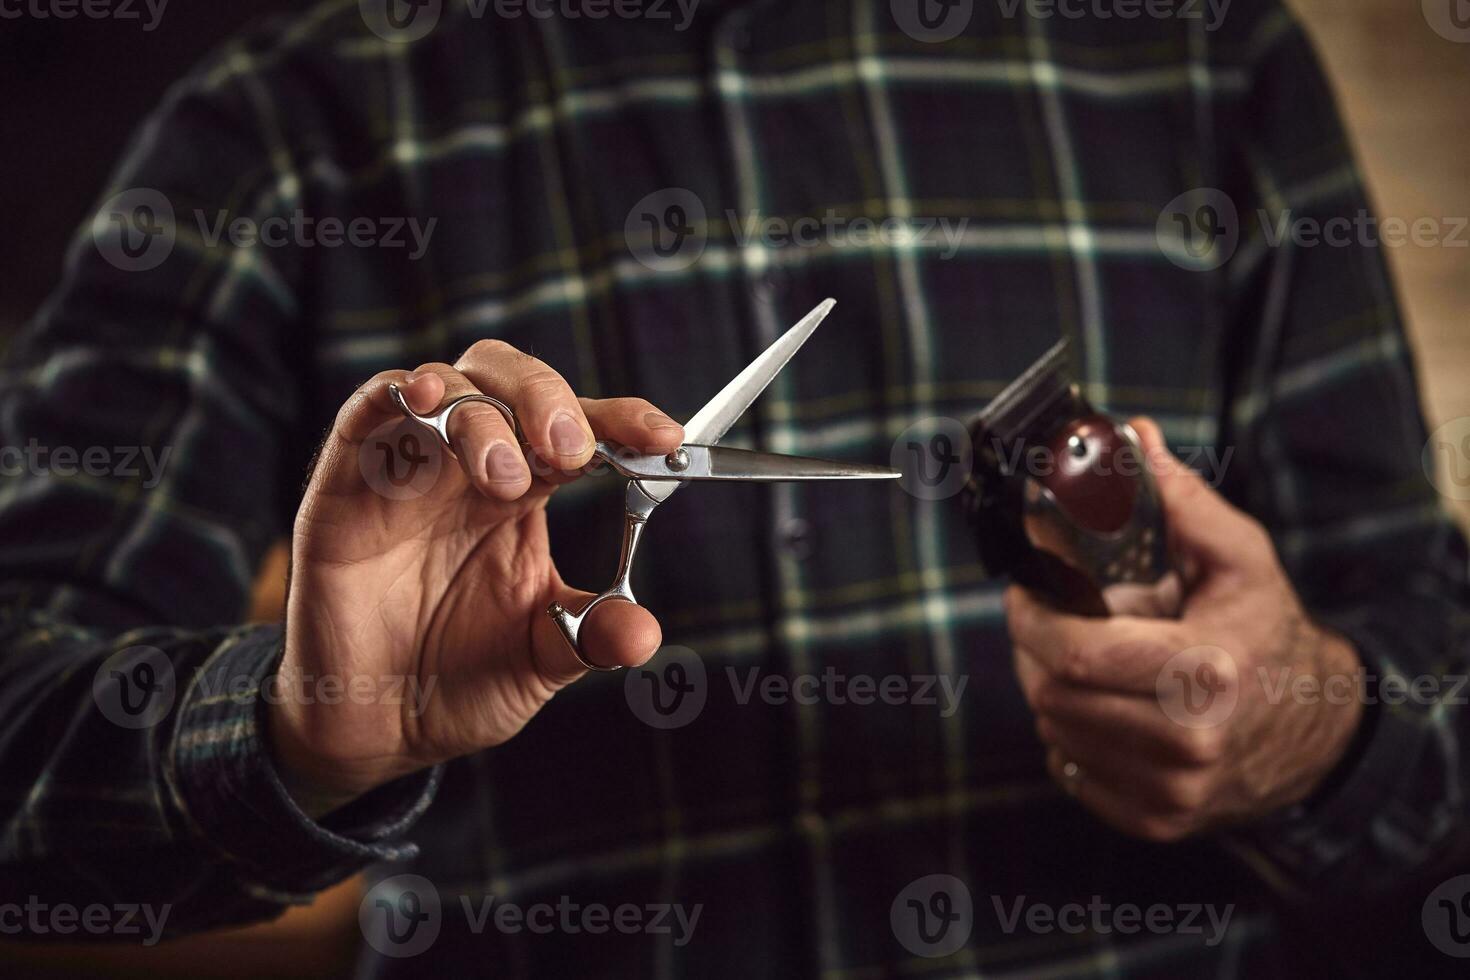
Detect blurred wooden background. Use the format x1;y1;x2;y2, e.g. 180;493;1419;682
0;2;1465;977
1291;0;1470;530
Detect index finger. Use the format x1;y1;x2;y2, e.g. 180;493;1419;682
1003;584;1190;694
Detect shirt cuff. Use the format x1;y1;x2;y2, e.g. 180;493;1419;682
1233;613;1421;888
167;624;441;897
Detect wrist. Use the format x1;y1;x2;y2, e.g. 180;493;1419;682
1290;626;1367;806
265;698;368;818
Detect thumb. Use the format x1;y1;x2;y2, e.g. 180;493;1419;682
1128;416;1274;576
530;585;662;686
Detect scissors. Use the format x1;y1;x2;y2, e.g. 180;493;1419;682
387;298;900;671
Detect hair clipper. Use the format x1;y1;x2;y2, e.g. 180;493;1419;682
964;341;1181;618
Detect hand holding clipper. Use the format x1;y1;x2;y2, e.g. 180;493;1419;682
965;341;1182;618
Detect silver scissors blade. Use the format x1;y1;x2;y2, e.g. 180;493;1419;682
602;444;900;482
639;298;836;504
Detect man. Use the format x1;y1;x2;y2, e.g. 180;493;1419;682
2;0;1467;975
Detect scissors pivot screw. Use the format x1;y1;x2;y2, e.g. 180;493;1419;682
665;448;691;472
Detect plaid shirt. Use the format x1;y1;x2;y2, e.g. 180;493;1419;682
3;0;1469;975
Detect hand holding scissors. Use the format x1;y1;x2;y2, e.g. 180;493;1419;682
271;299;894;813
391;299;898;670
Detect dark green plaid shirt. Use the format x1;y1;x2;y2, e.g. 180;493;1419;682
3;0;1469;975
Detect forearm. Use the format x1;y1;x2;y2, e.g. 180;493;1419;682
1240;524;1470;894
0;601;439;939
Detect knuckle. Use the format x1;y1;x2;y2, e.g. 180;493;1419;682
1002;587;1021;624
1059;644;1093;686
1031;680;1061;714
1245;522;1276;559
1137;814;1189;843
1180;728;1226;765
520;368;574;403
413;361;453;376
467;340;520;364
458;338;517;367
1103;639;1155;666
454;405;510;441
1159;775;1208;814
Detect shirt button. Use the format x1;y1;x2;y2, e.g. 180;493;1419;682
779;518;814;560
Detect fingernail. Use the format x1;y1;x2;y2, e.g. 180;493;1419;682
550;414;589;456
644;411;682;431
403;372;424;385
488;443;524;482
